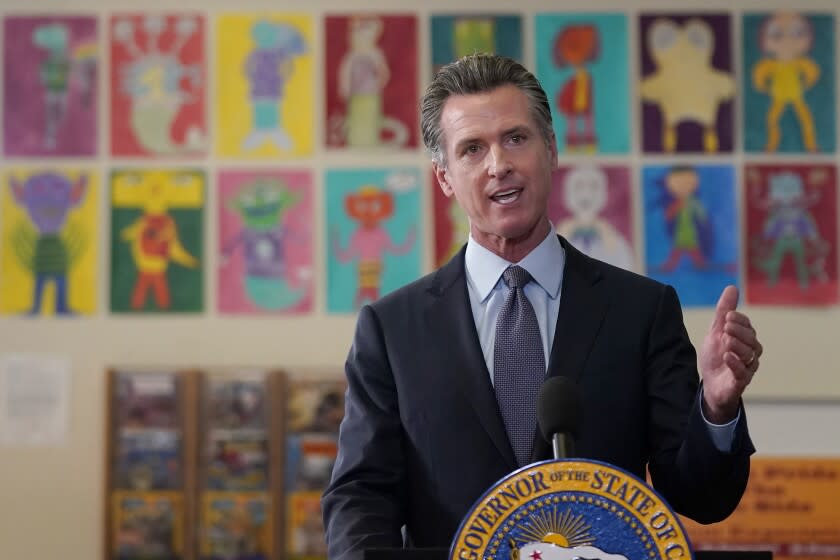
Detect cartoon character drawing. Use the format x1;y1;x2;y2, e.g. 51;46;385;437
32;23;96;150
657;166;713;272
221;177;307;310
113;15;204;154
242;20;307;152
752;12;820;152
751;171;828;289
640;18;735;152
553;24;599;152
9;173;87;315
116;172;200;310
332;185;415;308
332;17;408;148
555;166;634;270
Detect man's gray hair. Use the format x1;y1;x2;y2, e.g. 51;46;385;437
420;53;555;166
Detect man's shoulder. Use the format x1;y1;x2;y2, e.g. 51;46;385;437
369;268;443;314
573;249;671;300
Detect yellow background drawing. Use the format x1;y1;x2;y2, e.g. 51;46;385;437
0;169;98;315
215;13;314;158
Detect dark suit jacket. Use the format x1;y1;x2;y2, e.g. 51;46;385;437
322;237;754;559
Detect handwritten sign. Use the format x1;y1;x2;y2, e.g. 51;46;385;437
682;457;840;558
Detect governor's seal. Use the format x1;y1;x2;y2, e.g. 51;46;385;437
450;459;693;560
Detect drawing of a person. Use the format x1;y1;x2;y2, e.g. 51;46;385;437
658;166;711;272
555;166;634;270
242;20;306;151
553;24;599;152
755;172;823;289
752;12;820;152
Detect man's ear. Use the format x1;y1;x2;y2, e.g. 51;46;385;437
548;132;559;170
432;161;454;198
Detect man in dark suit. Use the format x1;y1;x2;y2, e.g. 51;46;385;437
322;54;762;559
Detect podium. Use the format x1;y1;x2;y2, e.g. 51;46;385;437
365;549;772;560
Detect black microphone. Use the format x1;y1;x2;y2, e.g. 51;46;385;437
537;376;581;459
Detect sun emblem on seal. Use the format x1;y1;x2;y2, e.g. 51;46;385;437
508;509;594;559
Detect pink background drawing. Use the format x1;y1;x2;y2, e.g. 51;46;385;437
217;170;313;314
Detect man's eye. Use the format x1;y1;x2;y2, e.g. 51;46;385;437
510;135;524;144
465;145;480;154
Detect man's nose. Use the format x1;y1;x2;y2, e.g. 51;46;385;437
488;145;512;178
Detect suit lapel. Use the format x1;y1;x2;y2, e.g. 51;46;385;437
426;246;518;471
531;237;608;462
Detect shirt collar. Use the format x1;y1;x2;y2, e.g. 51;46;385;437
465;225;565;303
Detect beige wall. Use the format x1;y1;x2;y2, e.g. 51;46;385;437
1;0;839;558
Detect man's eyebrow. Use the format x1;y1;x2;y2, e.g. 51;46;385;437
503;125;530;137
453;136;483;152
453;126;532;151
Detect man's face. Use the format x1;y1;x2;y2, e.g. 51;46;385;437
433;85;557;252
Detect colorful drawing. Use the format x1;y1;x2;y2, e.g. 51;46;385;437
743;13;835;154
216;14;313;158
111;491;184;559
431;15;522;74
110;14;205;156
242;20;306;151
432;170;471;267
218;171;313;314
745;165;837;305
287;491;327;559
200;492;272;560
547;165;635;271
325;15;417;149
3;16;97;156
535;13;630;154
643;165;738;307
639;14;735;153
110;169;204;313
0;170;96;315
326;168;420;312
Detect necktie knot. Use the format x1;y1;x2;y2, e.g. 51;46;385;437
502;265;532;289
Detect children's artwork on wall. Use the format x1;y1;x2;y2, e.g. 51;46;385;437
643;164;739;307
548;165;635;271
431;14;522;74
216;14;312;158
218;170;313;314
325;15;417;150
0;169;97;316
110;14;206;157
639;13;735;154
326;168;421;313
432;169;471;268
744;164;837;305
3;16;97;157
743;13;835;154
110;169;204;313
535;13;630;154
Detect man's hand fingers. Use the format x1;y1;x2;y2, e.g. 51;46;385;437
712;285;739;331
